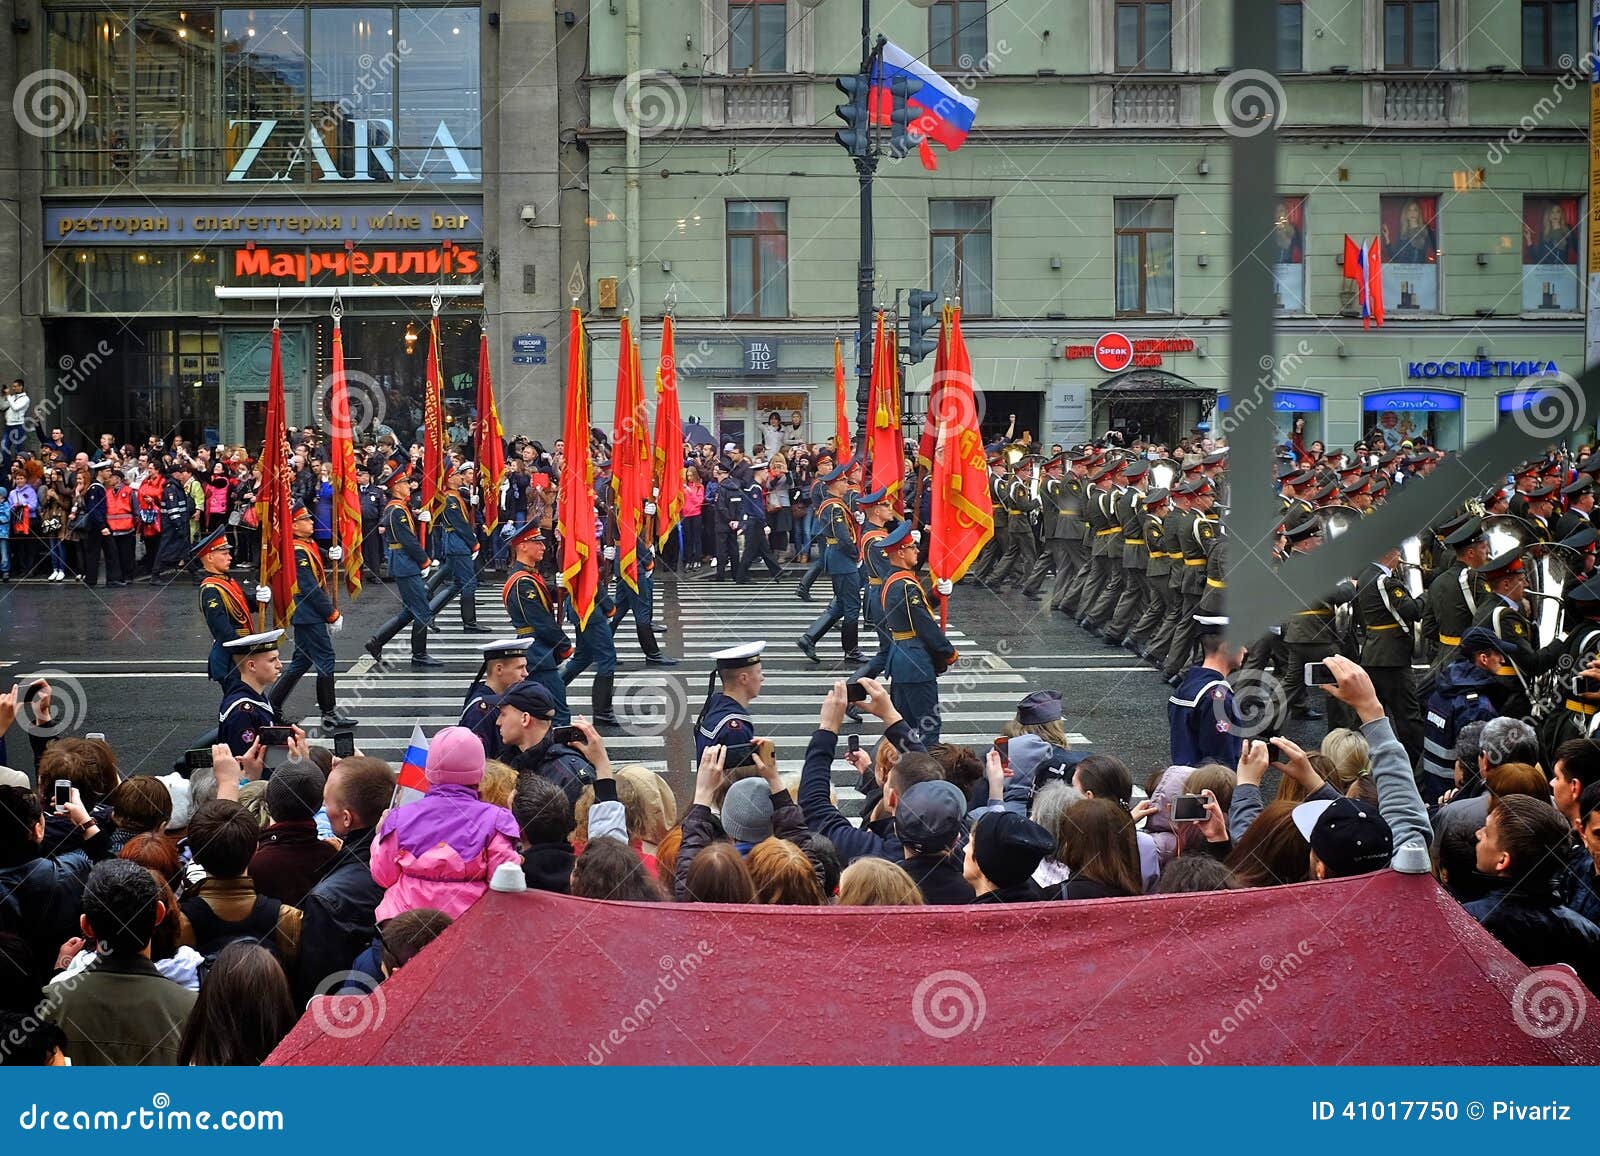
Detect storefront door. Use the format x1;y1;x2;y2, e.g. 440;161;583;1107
220;325;310;446
713;390;811;458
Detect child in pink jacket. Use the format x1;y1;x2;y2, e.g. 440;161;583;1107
370;726;521;920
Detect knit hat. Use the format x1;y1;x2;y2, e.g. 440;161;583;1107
266;761;326;822
425;725;487;786
719;776;773;843
972;811;1056;888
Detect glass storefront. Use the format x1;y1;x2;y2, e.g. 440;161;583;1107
42;319;220;444
1362;389;1462;450
46;4;480;187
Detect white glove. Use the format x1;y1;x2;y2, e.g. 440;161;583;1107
935;579;953;596
417;509;431;523
729;521;740;531
602;545;616;561
854;511;865;524
643;501;656;515
327;546;343;562
555;572;566;588
469;491;479;505
419;560;432;576
256;586;272;605
329;614;344;634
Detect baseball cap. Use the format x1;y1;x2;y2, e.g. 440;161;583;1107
1293;797;1393;878
494;678;558;720
895;780;968;855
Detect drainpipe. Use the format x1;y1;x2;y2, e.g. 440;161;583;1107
625;0;642;315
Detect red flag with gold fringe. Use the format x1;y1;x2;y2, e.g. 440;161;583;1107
256;321;297;623
652;314;685;549
611;315;644;593
328;315;364;598
558;307;600;628
421;314;447;538
867;310;902;505
833;337;852;460
474;330;506;537
928;304;993;585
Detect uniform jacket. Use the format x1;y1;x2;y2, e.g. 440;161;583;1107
1423;559;1487;666
881;568;956;683
438;490;477;556
1355;561;1421;666
818;494;860;574
290;540;337;625
505;738;594;806
1168;665;1245;768
503;565;571;669
383;499;427;577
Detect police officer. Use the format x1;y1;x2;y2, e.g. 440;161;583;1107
193;524;266;691
503;522;573;725
151;463;193;580
460;638;532;759
1167;616;1246;768
270;502;358;730
797;456;865;663
364;466;442;667
1419;627;1513;804
794;450;834;603
1354;543;1424;762
440;463;489;634
80;459;114;587
495;679;593;805
697;641;765;759
357;463;385;580
711;460;743;581
612;531;678;666
218;630;286;758
879;521;958;744
1422;518;1489;674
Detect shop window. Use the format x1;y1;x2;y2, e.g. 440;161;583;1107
45;10;131;187
727;200;789;318
1380;194;1439;313
1363;390;1461;451
1272;195;1306;312
1278;2;1303;71
222;9;309;182
930;1;988;72
310;8;395;180
930;199;993;317
1115;198;1175;316
730;0;787;73
1522;0;1578;70
396;7;481;182
134;11;217;182
1114;1;1172;71
1522;195;1580;312
1383;0;1439;68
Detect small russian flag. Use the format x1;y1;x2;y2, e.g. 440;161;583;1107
870;41;980;171
396;723;430;804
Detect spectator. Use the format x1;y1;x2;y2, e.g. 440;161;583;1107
496;681;593;805
294;757;393;1004
249;762;337;907
370;726;522;921
1027;781;1084;889
478;759;517;809
1571;782;1600;926
570;837;666;901
1071;754;1162;889
103;774;172;855
1437;762;1551;901
894;780;975;905
176;942;296;1066
683;841;757;903
0;783;110;975
837;857;925;906
965;811;1055;903
1154;856;1238;894
377;908;454;978
673;742;809;900
1226;800;1313;888
1056;799;1144;899
745;837;824;905
40;860;196;1066
1467;794;1600;993
1320;728;1371;795
513;773;576;894
180;799;302;968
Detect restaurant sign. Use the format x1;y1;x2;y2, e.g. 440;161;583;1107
232;242;480;284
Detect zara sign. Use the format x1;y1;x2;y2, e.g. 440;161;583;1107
225;119;479;183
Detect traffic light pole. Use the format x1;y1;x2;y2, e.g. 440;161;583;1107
854;1;876;452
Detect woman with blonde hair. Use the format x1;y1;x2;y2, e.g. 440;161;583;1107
1320;728;1370;794
837;856;925;906
477;760;517;809
744;837;825;905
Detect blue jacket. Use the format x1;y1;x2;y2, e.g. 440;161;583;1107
438;490;477;557
502;565;571;670
383;500;427;577
1168;665;1245;768
290;541;336;625
1465;885;1600;997
881;569;956;683
1420;660;1504;783
742;483;769;528
817;496;859;575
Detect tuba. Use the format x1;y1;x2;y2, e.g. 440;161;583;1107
1149;456;1182;492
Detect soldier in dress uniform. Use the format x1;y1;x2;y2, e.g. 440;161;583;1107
1104;459;1151;646
1022;452;1066;601
988;453;1039;590
797;456;865;663
440;463;490;634
1468;546;1550;717
1524;484;1557;541
1081;457;1127;633
364;466;442;668
965;454;1009;584
1354;542;1424;763
269;502;357;731
1553;477;1597;542
697;641;765;759
1128;486;1172;662
612;531;678;667
562;568;621;728
1508;461;1542;519
1161;476;1219;683
460;638;532;760
1279;518;1358;727
1167;616;1247;768
218;630;286;758
878;521;958;744
1421;518;1489;675
192;525;264;692
1534;575;1600;762
502;522;573;725
850;485;898;682
1053;448;1096;615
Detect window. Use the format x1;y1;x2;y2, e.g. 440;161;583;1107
1271;196;1306;312
45;10;131;187
727;201;788;318
1379;194;1439;312
930;200;994;317
134;12;217;182
1278;2;1303;72
1114;2;1172;71
1522;195;1580;311
730;0;787;73
930;1;988;72
1522;1;1577;70
1114;198;1175;316
1383;1;1439;68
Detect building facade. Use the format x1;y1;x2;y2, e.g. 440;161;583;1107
1;0;575;448
583;0;1590;456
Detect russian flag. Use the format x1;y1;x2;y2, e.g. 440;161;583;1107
871;41;979;170
1342;235;1384;329
396;723;430;805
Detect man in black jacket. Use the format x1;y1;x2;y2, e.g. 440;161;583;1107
895;779;975;904
711;461;743;581
512;774;576;893
496;679;595;805
0;784;111;979
357;464;385;580
293;756;393;1005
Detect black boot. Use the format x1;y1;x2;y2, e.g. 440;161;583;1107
841;621;867;663
796;611;836;663
268;670;304;718
410;623;444;667
640;623;678;665
317;675;359;728
592;672;619;726
795;556;824;602
460;594;491;634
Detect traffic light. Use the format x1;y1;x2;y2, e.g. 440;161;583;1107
834;73;871;158
905;289;940;364
887;74;925;160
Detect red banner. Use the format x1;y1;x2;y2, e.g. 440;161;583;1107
271;871;1600;1066
652;314;685;550
474;330;506;537
558;307;599;628
327;317;363;599
867;310;901;505
421;314;447;537
612;315;643;593
256;322;297;623
928;305;993;585
833;337;851;460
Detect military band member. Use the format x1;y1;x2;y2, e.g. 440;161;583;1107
697;641;765;759
879;521;957;744
1523;484;1558;542
460;638;532;759
218;630;287;758
1535;576;1600;761
1553;477;1597;542
1508;461;1542;519
966;454;1009;584
1167;616;1246;768
503;521;573;724
193;525;263;691
365;466;442;668
440;463;489;634
1279;518;1357;727
1422;518;1490;674
1052;448;1096;615
1354;543;1424;762
797;457;866;663
1104;459;1151;646
269;502;357;730
1023;452;1065;601
988;453;1039;589
1128;486;1172;661
1469;546;1548;708
1082;458;1126;633
1161;476;1218;683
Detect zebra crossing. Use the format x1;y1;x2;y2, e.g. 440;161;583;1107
308;572;1108;814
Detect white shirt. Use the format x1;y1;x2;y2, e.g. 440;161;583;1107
4;392;28;427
